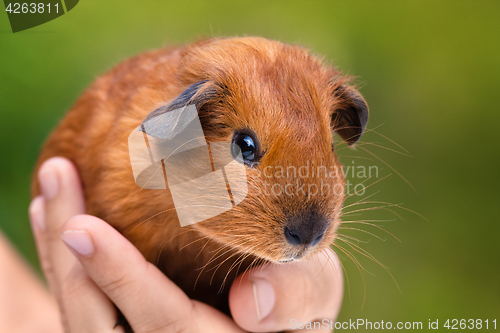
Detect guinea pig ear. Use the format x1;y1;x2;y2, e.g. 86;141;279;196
142;80;218;124
331;84;369;145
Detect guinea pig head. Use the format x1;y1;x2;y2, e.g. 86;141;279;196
141;38;369;263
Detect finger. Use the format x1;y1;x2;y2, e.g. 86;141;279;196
59;263;122;332
29;196;53;287
229;249;343;332
61;214;246;333
38;157;86;285
34;158;120;332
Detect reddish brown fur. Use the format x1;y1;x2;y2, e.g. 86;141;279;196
31;37;366;313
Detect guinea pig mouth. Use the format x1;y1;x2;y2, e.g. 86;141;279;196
276;249;309;263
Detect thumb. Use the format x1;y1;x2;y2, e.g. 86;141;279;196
229;249;343;332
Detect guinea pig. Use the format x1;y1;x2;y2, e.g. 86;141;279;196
31;37;368;315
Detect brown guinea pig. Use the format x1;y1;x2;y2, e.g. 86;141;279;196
31;37;368;314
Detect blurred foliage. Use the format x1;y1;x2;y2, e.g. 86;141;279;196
1;0;499;327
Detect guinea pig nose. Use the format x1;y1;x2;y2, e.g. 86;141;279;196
284;225;325;246
284;226;303;246
284;211;329;247
312;231;324;245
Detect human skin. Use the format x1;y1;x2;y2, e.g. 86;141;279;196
23;157;344;332
0;231;63;333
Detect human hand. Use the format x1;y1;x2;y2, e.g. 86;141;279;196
0;231;63;333
30;157;343;332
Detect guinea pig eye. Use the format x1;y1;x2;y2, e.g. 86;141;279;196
232;129;260;167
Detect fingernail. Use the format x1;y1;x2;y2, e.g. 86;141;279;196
252;278;275;321
61;230;94;257
29;196;46;231
38;162;59;200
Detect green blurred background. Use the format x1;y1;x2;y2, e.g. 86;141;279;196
1;0;499;329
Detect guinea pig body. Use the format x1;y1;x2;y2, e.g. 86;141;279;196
31;37;368;314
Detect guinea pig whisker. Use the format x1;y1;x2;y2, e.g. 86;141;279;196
331;242;367;308
232;252;274;293
357;145;416;193
342;218;397;223
331;125;370;148
334;124;409;155
193;236;217;262
355;142;414;157
211;250;245;288
201;238;243;261
193;227;236;262
130;208;178;233
344;202;427;221
179;235;213;251
192;227;251;265
253;256;274;274
155;228;204;265
131;163;163;200
343;200;426;226
342;203;425;224
192;242;223;289
318;249;340;282
194;239;245;289
208;240;256;271
362;127;410;154
210;239;262;292
217;243;269;293
341;203;404;216
158;226;233;268
336;233;368;245
344;174;392;200
208;240;255;277
318;247;345;282
345;200;404;210
333;243;369;274
231;249;279;288
203;235;256;256
196;238;253;277
327;247;352;302
255;256;273;273
325;248;342;277
343;191;381;208
239;254;265;283
336;155;375;161
338;226;388;242
339;221;400;241
338;238;389;270
237;249;264;274
312;250;332;280
219;250;255;291
337;238;402;295
133;200;245;234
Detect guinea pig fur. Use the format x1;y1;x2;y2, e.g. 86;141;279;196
31;37;368;314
